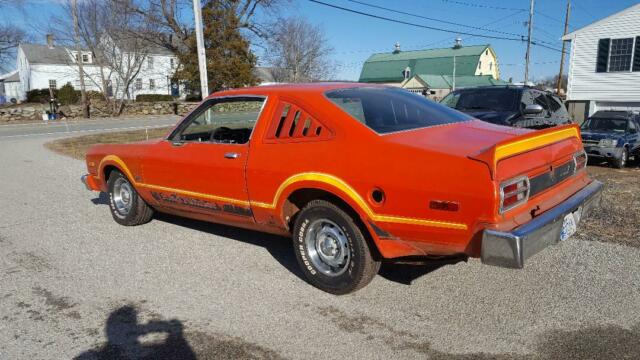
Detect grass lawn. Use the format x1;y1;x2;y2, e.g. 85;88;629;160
45;127;171;160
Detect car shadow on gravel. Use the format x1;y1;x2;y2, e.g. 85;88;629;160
91;192;109;205
153;213;306;282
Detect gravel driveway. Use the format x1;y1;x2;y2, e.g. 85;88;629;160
0;135;639;359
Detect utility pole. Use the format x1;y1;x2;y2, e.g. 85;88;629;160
556;0;571;95
524;0;535;85
71;0;89;118
192;0;209;99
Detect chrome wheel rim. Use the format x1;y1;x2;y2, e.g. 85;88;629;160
304;219;350;277
621;151;627;167
112;177;133;216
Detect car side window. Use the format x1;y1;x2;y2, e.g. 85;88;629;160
532;91;551;116
520;90;535;110
628;119;637;133
547;95;568;117
171;97;265;144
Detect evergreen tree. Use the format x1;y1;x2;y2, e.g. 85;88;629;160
174;1;258;96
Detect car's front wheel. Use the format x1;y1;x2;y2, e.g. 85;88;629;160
107;170;154;226
293;200;380;294
612;147;628;169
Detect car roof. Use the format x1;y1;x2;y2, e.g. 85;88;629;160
210;82;388;98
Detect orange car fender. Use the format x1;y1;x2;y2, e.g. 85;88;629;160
254;174;424;258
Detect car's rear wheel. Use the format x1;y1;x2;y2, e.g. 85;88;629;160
612;147;628;169
293;200;380;294
107;170;154;226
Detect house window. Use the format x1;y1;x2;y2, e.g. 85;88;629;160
82;53;89;63
148;57;154;70
49;80;57;90
170;58;175;69
149;79;155;90
489;62;493;70
609;38;634;72
478;61;482;68
135;78;142;90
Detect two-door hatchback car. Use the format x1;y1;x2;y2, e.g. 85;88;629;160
82;83;603;294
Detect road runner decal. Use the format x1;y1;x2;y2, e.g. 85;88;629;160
151;191;253;217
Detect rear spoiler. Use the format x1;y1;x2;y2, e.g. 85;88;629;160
469;124;581;179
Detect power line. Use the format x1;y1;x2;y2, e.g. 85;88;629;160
308;0;525;42
345;0;524;37
439;0;525;11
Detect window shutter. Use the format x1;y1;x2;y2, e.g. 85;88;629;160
596;38;610;72
633;36;640;72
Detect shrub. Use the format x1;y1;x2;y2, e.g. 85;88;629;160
135;94;174;102
26;88;56;103
58;83;80;105
184;93;202;102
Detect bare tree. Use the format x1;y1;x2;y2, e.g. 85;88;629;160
264;18;334;82
71;0;89;118
117;0;289;52
0;25;26;71
0;1;26;71
51;0;155;115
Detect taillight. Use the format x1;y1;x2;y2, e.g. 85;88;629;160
500;176;530;214
574;150;587;172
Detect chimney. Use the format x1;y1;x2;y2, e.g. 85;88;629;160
46;34;54;49
453;37;462;49
393;42;401;54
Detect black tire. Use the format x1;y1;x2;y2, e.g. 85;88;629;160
293;200;380;294
611;147;628;169
107;170;154;226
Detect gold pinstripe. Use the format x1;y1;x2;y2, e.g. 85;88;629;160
98;157;467;230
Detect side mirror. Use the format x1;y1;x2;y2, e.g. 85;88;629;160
523;104;544;115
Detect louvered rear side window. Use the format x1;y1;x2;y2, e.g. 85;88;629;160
265;101;332;142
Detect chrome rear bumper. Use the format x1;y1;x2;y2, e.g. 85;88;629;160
481;180;603;268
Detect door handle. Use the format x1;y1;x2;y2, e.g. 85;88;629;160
224;152;240;159
171;141;186;147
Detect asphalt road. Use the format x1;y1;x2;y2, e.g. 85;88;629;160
0;132;639;359
0;115;179;139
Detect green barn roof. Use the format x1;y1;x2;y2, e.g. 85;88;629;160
359;44;492;83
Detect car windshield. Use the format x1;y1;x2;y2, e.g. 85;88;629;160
441;88;518;112
326;87;471;134
581;118;628;133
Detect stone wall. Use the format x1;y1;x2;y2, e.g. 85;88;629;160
0;101;200;123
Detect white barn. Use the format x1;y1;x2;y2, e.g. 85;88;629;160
9;35;179;102
562;3;640;123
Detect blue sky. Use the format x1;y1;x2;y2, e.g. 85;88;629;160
3;0;639;82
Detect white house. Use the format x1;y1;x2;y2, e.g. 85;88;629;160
9;34;179;102
0;70;22;103
562;3;640;122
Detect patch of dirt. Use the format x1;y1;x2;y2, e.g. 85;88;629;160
577;164;640;248
13;252;53;272
32;286;76;312
44;127;171;160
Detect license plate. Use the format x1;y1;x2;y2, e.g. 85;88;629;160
560;207;582;241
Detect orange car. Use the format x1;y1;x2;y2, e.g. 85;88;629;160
82;83;603;294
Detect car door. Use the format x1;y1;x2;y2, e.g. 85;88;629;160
627;118;640;155
141;95;267;223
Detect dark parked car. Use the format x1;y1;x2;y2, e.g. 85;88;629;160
440;86;571;129
580;111;640;168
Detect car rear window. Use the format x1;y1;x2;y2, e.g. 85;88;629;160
441;88;519;112
326;87;471;134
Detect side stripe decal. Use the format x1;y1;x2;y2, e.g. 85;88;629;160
98;157;467;230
